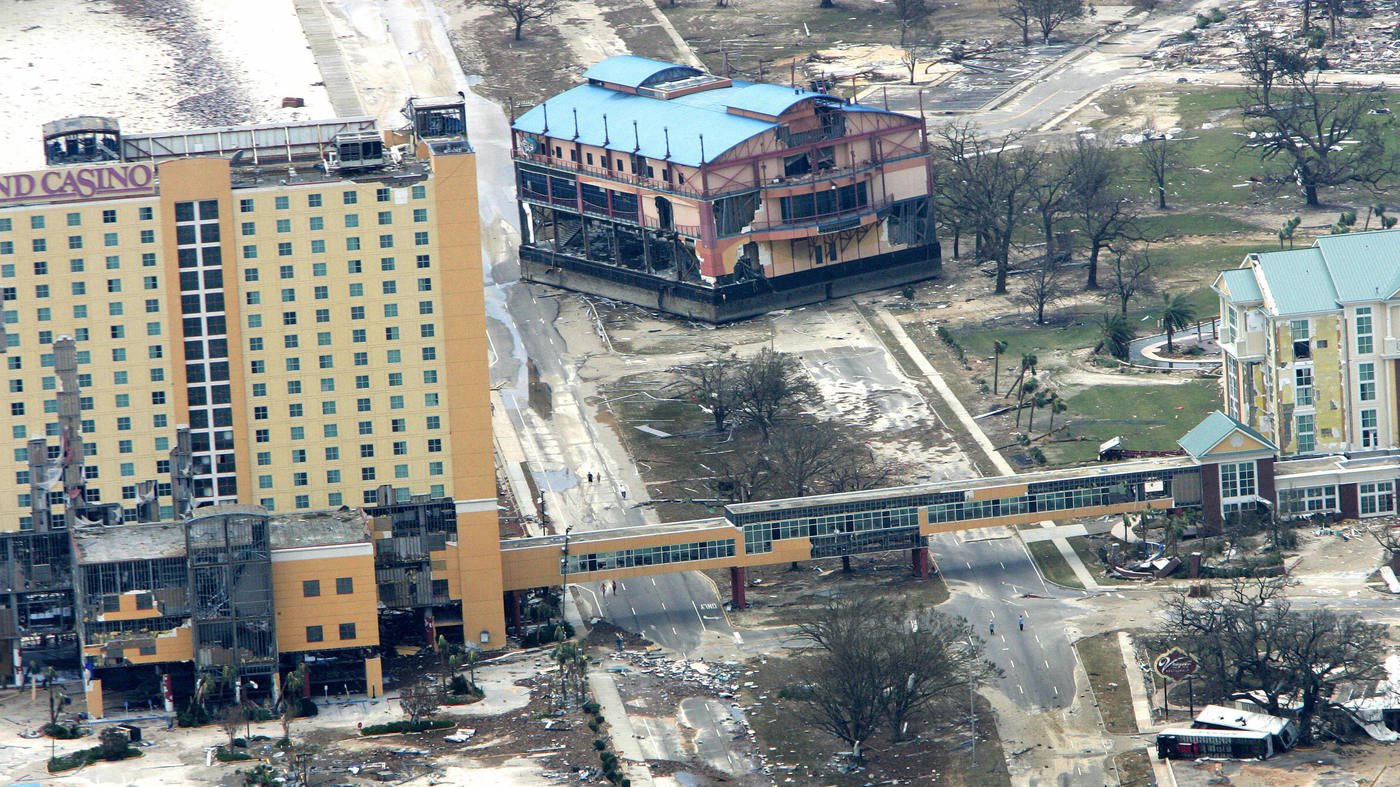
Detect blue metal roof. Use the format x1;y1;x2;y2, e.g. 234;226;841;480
580;56;701;89
724;83;830;117
515;58;912;168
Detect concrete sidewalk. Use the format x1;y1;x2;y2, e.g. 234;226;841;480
873;308;1101;590
1118;631;1177;786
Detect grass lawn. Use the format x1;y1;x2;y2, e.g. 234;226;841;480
1025;539;1083;589
1075;631;1139;735
1112;748;1156;787
1046;378;1220;464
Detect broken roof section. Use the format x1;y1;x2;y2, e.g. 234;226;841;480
514;55;909;168
73;521;186;564
269;506;371;549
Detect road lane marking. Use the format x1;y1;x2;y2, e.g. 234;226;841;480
999;561;1005;570
965;561;972;570
1053;686;1059;696
690;599;708;632
1044;659;1051;670
660;601;667;611
651;577;657;586
732;632;743;645
1018;684;1024;694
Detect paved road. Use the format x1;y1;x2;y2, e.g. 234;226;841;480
931;530;1083;714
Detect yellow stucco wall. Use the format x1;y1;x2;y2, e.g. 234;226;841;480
271;548;379;653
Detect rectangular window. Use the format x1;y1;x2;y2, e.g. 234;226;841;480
1219;461;1257;501
1360;481;1395;516
336;577;354;594
1359;362;1376;402
303;579;321;597
1296;413;1315;453
1295;366;1314;407
1362;408;1380;448
306;625;323;643
339;623;357;640
1356;307;1374;355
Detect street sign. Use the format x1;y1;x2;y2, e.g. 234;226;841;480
1154;647;1199;681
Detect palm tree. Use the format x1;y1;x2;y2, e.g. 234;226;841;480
463;648;481;688
1161;292;1196;353
1094;313;1135;360
991;340;1009;395
1028;389;1052;432
1016;378;1039;427
1007;353;1038;400
280;664;308;742
1047;396;1068;435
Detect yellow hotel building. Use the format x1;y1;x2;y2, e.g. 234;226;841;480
1;105;508;690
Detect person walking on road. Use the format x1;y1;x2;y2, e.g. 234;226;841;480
1018;614;1025;631
989;620;995;636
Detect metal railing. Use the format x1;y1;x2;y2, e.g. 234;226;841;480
742;197;891;234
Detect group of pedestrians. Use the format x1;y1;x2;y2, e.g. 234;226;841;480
988;613;1026;636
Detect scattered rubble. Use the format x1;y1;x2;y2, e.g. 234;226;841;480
1153;0;1400;74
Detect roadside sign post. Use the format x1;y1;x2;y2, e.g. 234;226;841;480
1153;647;1200;723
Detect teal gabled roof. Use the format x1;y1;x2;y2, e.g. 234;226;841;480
1312;229;1400;302
1215;268;1262;304
1251;247;1338;316
1177;411;1276;460
1236;228;1400;316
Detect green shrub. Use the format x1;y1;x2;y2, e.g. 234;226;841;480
178;701;211;728
448;675;474;695
594;713;605;726
594;737;608;751
582;701;600;715
245;707;276;722
360;719;454;736
42;722;84;739
216;746;253;762
588;720;601;733
48;744;140;772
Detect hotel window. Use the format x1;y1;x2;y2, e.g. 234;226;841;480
308;193;323;208
306;625;323;642
377;210;393;225
413;208;428;222
1359;362;1376;401
1356;307;1374;354
1362;409;1379;448
275;196;290;210
1219;461;1256;501
239;199;254;213
345;214;359;228
336;577;354;594
339;623;356;640
343;190;358;205
1296;414;1315;453
1360;481;1395;516
412;185;426;199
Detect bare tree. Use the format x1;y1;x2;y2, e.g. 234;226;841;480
1242;59;1400;206
1030;0;1084;44
218;704;246;749
1014;253;1067;325
1064;135;1139;290
702;434;773;504
767;424;843;498
673;351;742;432
1137;132;1180;211
1156;577;1387;744
399;678;441;725
480;0;562;41
1238;23;1310;107
934;123;1042;294
786;595;996;755
893;0;930;46
735;349;816;441
1104;244;1153;316
999;0;1034;46
1032;154;1074;263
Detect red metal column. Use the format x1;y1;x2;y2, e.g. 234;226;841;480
911;546;931;578
729;566;747;610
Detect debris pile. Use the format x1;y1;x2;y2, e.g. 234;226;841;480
1152;0;1400;74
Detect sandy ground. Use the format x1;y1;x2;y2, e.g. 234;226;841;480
0;0;334;172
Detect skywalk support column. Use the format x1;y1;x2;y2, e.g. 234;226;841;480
505;590;523;635
729;566;747;610
911;545;931;578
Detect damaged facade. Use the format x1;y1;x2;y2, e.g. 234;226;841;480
0;102;508;685
511;56;939;322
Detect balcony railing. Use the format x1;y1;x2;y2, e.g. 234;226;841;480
742;197;891;235
516;153;707;199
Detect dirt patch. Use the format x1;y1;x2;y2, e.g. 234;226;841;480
1075;631;1139;735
